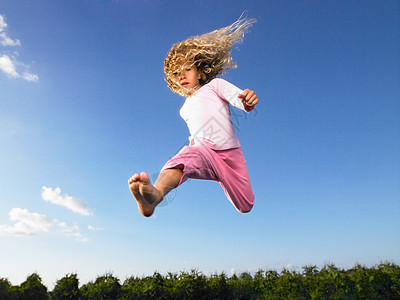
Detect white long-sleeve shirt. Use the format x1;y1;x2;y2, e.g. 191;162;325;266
180;78;249;150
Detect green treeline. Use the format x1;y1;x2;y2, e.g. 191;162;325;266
1;262;399;299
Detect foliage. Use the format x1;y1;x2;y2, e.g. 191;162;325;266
19;273;48;300
51;273;81;300
80;273;121;300
0;278;17;300
120;272;170;300
0;262;399;299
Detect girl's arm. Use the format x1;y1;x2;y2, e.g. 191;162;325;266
238;89;259;112
211;78;259;112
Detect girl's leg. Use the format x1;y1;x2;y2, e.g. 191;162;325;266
128;168;183;217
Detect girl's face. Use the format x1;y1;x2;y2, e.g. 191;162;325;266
174;65;201;91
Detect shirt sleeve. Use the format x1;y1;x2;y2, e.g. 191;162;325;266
210;78;253;112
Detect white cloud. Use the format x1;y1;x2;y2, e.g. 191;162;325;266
0;54;19;78
0;16;20;46
0;54;39;81
0;15;7;32
58;222;88;242
0;32;20;46
22;72;39;82
0;187;93;241
0;208;88;241
88;225;103;231
0;208;57;236
0;14;38;82
41;186;92;216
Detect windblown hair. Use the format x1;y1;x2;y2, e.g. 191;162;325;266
164;16;256;97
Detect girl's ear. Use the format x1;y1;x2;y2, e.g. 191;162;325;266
198;72;206;81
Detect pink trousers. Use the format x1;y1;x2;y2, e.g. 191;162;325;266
161;145;254;213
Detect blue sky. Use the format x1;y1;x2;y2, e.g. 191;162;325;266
0;0;399;288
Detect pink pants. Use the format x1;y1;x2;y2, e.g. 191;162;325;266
161;145;254;213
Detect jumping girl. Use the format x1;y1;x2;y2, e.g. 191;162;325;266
128;16;259;217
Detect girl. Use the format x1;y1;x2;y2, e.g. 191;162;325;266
128;16;259;217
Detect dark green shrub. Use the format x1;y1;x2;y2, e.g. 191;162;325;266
19;273;48;300
121;272;170;300
171;270;211;300
51;273;81;300
228;271;258;299
0;262;398;299
0;278;18;300
207;272;232;299
80;273;120;300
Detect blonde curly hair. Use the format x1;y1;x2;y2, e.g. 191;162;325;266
164;15;256;97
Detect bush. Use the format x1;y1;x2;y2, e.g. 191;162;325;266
163;269;211;300
121;272;170;300
0;262;399;299
80;273;121;300
207;272;232;299
51;273;81;300
19;273;48;300
0;278;18;300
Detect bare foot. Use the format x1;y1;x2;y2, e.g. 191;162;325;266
128;172;163;217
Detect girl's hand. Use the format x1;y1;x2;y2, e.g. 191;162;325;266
238;89;259;112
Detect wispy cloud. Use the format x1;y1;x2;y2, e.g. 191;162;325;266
58;222;88;242
0;208;57;236
41;186;92;216
0;186;95;241
0;32;20;47
0;54;19;78
0;15;6;32
0;15;20;48
88;225;103;231
22;72;39;82
0;208;88;241
0;14;38;82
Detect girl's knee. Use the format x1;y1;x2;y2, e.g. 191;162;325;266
236;197;254;213
238;204;253;213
